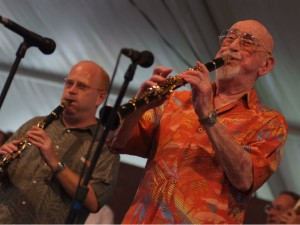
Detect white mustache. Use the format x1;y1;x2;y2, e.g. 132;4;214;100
221;51;242;61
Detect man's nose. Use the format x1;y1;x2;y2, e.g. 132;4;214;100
228;38;242;51
267;208;278;217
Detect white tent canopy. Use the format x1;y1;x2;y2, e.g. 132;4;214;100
0;0;300;201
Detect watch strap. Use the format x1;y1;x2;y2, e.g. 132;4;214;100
52;161;66;175
199;109;218;126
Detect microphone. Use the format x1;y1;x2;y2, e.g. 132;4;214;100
121;48;154;68
0;16;56;55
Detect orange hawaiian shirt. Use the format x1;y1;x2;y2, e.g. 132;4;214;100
119;88;288;224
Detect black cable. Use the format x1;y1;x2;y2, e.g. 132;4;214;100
103;51;122;107
161;0;201;61
129;0;193;68
184;1;216;59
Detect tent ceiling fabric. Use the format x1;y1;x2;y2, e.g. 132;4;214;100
0;0;299;201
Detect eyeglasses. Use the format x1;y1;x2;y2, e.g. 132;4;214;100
218;29;271;55
64;78;102;92
264;204;284;213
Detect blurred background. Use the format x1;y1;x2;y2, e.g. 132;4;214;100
0;0;299;223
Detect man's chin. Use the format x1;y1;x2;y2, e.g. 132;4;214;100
266;219;277;224
64;108;77;116
216;66;240;80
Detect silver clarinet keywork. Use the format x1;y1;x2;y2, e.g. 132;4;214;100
100;56;231;130
0;100;70;175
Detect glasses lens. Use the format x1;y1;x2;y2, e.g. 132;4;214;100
76;82;89;91
218;30;229;45
218;29;260;53
240;33;258;51
264;204;271;213
64;79;89;91
64;79;73;87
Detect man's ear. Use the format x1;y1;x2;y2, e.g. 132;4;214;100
96;91;107;105
258;56;275;77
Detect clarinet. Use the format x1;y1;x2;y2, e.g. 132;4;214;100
0;100;70;174
100;56;231;130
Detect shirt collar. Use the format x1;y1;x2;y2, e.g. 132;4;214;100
60;117;102;136
212;83;259;113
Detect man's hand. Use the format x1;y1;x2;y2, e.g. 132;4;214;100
26;126;59;169
278;209;300;224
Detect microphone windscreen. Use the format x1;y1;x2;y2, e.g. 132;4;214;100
138;51;154;68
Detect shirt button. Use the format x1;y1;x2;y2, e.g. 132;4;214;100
32;180;37;184
22;201;26;205
183;151;189;157
197;127;203;132
171;179;176;184
55;145;59;149
161;206;166;211
67;129;71;133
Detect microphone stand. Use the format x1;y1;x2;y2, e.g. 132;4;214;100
0;41;30;110
65;62;138;224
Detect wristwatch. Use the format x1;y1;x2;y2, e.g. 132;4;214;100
52;161;66;176
199;109;218;126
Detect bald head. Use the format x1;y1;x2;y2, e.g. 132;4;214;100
230;20;274;54
70;60;110;92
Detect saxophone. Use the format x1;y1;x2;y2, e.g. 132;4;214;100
0;100;70;174
100;56;230;129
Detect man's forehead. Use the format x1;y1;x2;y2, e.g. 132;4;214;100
230;21;266;38
67;72;91;83
275;194;296;207
69;66;94;78
231;24;257;33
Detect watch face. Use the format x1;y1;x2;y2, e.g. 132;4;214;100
209;111;217;122
199;109;218;126
204;110;218;126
